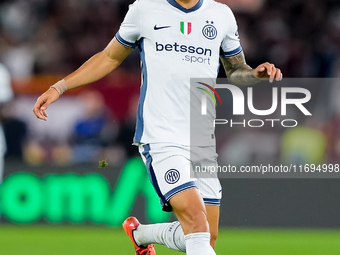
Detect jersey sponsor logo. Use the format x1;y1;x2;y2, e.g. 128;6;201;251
180;21;192;35
156;42;212;65
154;25;171;30
155;42;212;56
202;21;217;40
165;169;180;184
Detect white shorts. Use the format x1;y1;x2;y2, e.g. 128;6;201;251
139;143;222;212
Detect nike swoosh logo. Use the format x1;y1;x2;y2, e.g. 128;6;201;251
154;25;171;30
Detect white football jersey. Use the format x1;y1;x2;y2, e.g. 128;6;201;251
116;0;242;146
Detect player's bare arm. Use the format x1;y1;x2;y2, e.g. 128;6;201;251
220;51;283;86
32;39;133;121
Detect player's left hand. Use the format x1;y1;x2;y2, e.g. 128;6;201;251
253;62;283;83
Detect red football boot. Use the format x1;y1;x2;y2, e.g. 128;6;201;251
123;217;156;255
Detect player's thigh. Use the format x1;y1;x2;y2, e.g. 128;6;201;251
139;143;197;212
206;204;220;249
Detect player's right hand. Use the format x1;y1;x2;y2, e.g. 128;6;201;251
32;88;60;121
253;62;283;83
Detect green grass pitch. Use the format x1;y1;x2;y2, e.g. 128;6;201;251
0;225;339;255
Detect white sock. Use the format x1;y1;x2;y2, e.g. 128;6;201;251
185;232;216;255
133;221;186;252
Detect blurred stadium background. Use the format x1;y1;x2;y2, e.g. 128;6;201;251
0;0;340;254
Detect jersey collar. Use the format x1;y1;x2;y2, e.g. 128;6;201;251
166;0;203;13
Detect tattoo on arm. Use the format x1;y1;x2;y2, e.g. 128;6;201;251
220;52;260;86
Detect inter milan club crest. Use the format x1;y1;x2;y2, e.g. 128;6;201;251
180;21;191;35
202;21;217;40
165;169;180;184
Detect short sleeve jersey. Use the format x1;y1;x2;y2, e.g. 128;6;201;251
116;0;242;146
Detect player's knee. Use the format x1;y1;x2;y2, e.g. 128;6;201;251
170;188;209;233
188;209;209;232
210;229;218;242
175;207;209;232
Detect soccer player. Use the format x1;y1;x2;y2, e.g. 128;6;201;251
33;0;282;254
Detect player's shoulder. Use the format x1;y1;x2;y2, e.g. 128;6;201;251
205;0;234;15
